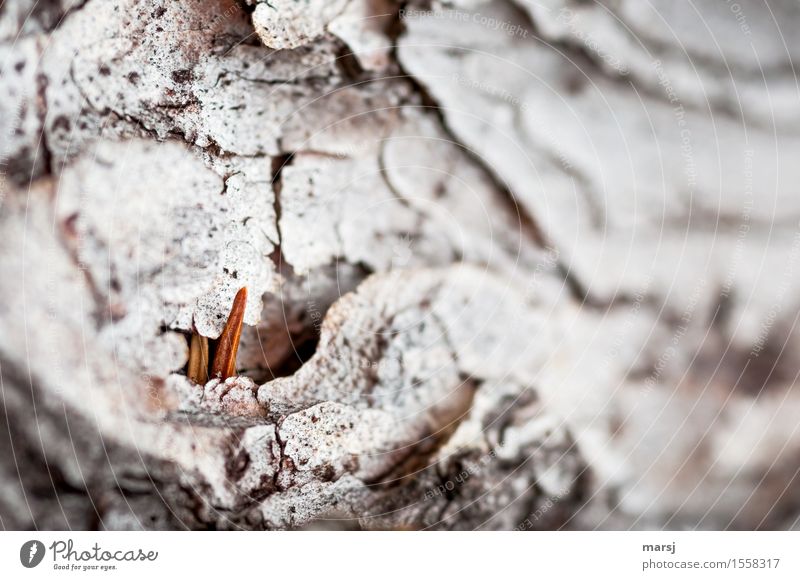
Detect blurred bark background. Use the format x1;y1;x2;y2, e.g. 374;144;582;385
2;0;800;530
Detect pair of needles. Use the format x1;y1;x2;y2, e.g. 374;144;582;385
187;287;247;383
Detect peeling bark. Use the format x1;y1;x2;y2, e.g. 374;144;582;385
1;0;800;531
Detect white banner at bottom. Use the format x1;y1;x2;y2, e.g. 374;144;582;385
0;531;796;579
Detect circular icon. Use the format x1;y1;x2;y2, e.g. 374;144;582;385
20;540;45;568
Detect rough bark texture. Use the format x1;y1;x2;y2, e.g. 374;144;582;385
1;0;800;530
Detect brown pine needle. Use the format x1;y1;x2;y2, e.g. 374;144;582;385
187;332;209;384
210;287;247;380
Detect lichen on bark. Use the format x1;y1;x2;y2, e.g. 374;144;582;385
2;0;800;531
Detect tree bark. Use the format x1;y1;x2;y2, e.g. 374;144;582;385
1;0;800;530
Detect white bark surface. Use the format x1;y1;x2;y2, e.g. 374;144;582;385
1;0;799;530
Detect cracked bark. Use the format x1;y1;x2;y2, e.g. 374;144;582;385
2;0;800;531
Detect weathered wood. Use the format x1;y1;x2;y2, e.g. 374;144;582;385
1;0;799;530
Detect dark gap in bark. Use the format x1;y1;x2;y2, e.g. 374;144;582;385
239;260;373;384
268;151;294;275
